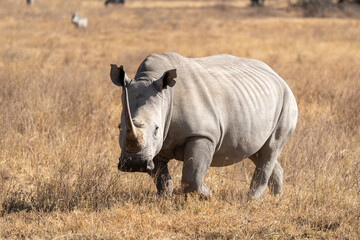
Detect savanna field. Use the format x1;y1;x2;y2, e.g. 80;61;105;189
0;0;359;239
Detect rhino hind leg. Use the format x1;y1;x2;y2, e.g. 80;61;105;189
181;137;214;198
248;100;297;199
248;151;279;199
149;155;173;197
268;161;283;195
248;156;284;198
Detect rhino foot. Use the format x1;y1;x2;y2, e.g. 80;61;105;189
181;183;212;199
148;155;173;197
158;179;173;198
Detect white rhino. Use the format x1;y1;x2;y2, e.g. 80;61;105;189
110;52;298;198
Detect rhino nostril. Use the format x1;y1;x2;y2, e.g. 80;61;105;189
118;160;125;170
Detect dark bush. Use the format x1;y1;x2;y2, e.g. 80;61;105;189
296;0;334;17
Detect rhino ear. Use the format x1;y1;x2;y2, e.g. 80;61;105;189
110;64;129;87
155;69;177;91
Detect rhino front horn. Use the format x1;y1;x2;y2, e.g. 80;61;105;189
123;85;143;152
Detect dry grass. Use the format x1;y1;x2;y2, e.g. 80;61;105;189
0;0;359;239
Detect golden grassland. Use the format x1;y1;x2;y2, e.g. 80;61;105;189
0;0;359;239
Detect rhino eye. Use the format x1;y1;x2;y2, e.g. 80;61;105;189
154;126;159;136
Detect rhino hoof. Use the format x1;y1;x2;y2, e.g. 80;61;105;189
158;179;173;198
199;185;212;200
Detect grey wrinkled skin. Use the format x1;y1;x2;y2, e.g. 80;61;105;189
110;52;298;199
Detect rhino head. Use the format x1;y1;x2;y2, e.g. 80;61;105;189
110;64;177;172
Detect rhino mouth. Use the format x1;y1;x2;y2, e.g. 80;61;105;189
118;156;154;172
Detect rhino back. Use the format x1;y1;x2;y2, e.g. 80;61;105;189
136;53;292;165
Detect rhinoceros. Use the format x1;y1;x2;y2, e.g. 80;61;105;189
110;52;298;198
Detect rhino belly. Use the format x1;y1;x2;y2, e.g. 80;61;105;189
211;150;248;167
210;102;280;167
210;133;269;167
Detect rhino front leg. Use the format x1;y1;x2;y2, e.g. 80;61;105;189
148;155;173;197
181;137;214;198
